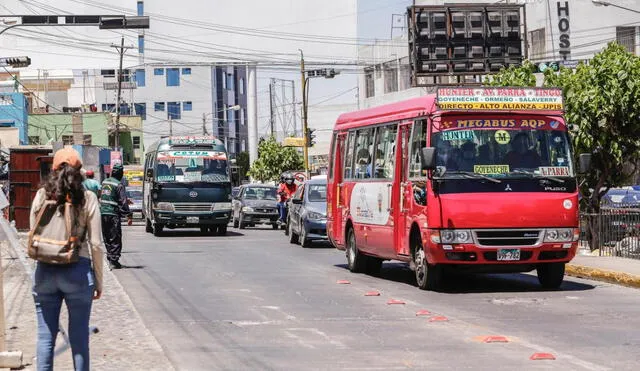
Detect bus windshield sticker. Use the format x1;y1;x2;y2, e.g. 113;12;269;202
539;166;570;176
494;130;510;144
168;151;227;159
168;136;219;145
436;87;564;111
441;130;474;141
474;165;509;175
184;171;202;182
349;183;391;225
156;175;175;182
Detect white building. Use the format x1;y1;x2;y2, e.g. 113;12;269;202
358;0;640;108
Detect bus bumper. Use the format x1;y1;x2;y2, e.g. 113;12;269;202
154;211;231;227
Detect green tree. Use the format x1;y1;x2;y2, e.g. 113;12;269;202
235;151;250;181
248;136;303;182
487;43;640;249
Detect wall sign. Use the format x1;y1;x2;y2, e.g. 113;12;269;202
557;1;570;60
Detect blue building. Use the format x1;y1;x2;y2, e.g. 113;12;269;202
0;93;28;144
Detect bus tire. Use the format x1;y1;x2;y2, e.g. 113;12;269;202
145;218;153;233
346;227;367;273
414;237;442;291
217;225;227;236
365;257;383;276
537;263;565;289
153;223;164;237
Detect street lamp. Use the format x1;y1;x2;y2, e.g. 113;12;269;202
592;0;640;14
202;104;241;139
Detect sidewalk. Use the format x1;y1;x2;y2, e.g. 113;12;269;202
1;224;174;370
567;254;640;289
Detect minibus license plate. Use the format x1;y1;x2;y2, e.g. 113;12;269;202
497;249;520;261
187;216;199;224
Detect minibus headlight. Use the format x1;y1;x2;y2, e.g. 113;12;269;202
439;229;472;244
544;228;574;242
212;202;232;211
155;202;174;212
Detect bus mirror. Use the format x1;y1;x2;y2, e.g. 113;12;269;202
146;168;154;179
420;147;436;171
578;153;592;173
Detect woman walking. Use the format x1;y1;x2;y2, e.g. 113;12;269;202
30;147;104;371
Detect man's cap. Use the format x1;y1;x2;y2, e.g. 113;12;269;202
85;170;94;177
53;147;82;171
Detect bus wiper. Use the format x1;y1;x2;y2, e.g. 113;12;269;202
509;169;565;183
444;171;502;183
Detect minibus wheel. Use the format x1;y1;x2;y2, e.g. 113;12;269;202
346;227;366;273
414;238;442;291
536;263;565;289
153;223;164;237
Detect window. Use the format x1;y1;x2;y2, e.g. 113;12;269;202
239;78;245;94
133;136;141;149
28;136;40;145
343;131;356;178
364;68;374;98
135;69;145;87
83;135;92;145
62;135;74;145
137;1;144;16
154;102;165;111
119;103;131;115
134;102;146;120
383;62;398;94
138;35;144;54
154;68;164;76
617;26;636;54
101;69;115;76
353;128;375;179
221;73;226;90
226;73;234;90
241;139;246;151
167;101;181;119
182;68;191;75
530;28;546;60
183;101;192;111
409;120;427;178
101;103;115;112
373;125;397;179
166;68;180;86
328;134;337;181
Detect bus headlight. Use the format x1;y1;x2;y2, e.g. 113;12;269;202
211;202;232;211
155;202;174;212
433;229;473;244
544;228;576;242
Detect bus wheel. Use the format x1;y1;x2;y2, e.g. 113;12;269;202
366;257;383;276
200;226;209;234
217;225;228;236
145;218;153;233
537;263;565;289
414;239;442;291
346;227;367;273
153;223;164;237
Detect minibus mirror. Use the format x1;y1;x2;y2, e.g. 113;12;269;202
578;153;592;174
145;168;154;179
420;147;437;171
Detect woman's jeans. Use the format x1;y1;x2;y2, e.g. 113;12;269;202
32;257;94;371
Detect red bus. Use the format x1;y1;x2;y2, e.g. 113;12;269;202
327;87;587;291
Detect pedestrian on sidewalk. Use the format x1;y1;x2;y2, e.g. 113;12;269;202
29;147;105;371
99;163;132;269
82;170;101;197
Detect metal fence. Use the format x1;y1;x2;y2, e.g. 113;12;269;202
580;206;640;259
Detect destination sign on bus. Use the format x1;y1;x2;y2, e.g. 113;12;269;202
158;151;227;160
437;88;564;111
168;136;220;145
441;118;564;130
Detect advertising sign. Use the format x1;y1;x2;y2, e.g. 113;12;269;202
110;151;122;166
437;88;564;111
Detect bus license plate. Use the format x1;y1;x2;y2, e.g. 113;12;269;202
497;249;520;261
186;216;199;224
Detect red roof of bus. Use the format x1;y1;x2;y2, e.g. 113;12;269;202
334;93;564;130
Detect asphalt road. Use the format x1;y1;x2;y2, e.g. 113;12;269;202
115;224;640;371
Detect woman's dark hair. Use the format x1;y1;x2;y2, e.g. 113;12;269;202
43;163;85;211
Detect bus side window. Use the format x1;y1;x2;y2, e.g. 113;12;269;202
409;120;426;178
354;128;374;179
343;131;355;179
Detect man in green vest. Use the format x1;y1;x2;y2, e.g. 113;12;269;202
100;163;132;269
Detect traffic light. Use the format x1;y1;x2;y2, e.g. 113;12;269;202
408;4;524;80
306;128;316;147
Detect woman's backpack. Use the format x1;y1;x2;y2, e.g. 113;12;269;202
28;201;84;264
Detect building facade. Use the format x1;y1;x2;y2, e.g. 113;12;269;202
0;93;28;145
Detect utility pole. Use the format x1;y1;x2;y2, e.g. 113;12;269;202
202;113;208;135
269;79;275;137
111;37;133;149
299;49;309;178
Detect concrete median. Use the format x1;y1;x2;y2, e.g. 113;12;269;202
566;264;640;289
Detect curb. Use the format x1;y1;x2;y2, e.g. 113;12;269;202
566;264;640;289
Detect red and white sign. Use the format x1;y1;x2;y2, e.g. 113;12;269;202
539;166;570;176
110;151;122;166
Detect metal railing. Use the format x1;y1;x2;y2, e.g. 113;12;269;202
580;205;640;259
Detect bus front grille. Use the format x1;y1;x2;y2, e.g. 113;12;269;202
173;203;212;212
474;230;542;247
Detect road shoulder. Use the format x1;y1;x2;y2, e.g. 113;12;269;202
566;255;640;289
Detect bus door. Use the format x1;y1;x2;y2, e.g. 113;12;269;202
330;132;348;247
394;123;413;257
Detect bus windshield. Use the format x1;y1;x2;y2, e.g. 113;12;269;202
431;127;574;178
155;150;229;183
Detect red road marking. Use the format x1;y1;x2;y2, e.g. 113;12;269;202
364;291;380;296
428;316;449;322
483;336;509;343
336;280;351;284
530;353;556;360
387;299;405;305
415;310;431;316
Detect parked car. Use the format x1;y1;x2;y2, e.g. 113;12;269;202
600;188;640;245
286;177;327;247
231;184;279;229
126;187;143;219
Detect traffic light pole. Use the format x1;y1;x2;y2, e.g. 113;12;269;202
112;37;132;150
299;49;309;179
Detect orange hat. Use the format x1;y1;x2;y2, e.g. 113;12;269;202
52;147;82;171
